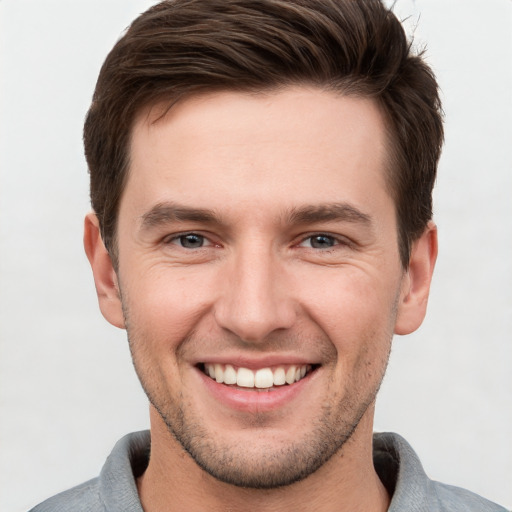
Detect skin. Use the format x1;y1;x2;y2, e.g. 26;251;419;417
84;87;437;511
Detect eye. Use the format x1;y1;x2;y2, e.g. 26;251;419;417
301;234;339;249
171;233;208;249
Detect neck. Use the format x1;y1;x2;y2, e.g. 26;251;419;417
137;406;390;512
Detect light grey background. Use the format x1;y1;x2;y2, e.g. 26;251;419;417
0;1;511;511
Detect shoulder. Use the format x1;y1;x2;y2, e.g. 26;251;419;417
28;431;149;512
429;481;510;512
28;478;103;512
373;432;509;512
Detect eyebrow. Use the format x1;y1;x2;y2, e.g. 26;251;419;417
139;201;373;231
286;203;372;226
140;202;218;230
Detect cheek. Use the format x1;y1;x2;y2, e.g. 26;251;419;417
296;267;399;358
121;267;216;351
310;272;397;402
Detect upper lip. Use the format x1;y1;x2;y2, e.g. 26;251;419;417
194;353;321;370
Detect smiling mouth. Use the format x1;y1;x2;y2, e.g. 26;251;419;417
200;363;317;390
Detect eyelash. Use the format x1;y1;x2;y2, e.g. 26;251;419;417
163;232;349;251
163;232;214;249
298;233;347;250
296;232;355;254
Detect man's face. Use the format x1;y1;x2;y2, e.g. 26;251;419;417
107;87;417;487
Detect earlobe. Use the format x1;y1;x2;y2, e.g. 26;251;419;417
83;212;125;329
394;221;438;335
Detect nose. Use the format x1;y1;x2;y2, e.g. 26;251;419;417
213;243;296;344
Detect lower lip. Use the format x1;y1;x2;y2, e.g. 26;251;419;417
196;368;315;413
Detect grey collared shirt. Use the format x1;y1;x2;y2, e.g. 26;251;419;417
29;430;509;511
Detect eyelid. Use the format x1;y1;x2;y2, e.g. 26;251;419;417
296;232;352;249
163;231;217;247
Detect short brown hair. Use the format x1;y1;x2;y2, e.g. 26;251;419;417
84;0;443;268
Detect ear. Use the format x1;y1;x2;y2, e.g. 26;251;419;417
394;221;438;335
83;212;125;329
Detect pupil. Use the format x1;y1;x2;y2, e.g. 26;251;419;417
311;235;333;249
181;234;203;248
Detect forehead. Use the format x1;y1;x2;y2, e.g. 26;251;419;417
124;87;391;221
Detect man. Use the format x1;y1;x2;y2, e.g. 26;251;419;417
30;0;507;511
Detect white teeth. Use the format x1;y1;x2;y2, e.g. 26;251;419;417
223;364;237;385
255;368;274;388
273;366;286;386
204;363;311;389
237;367;255;388
285;366;296;385
214;363;224;383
